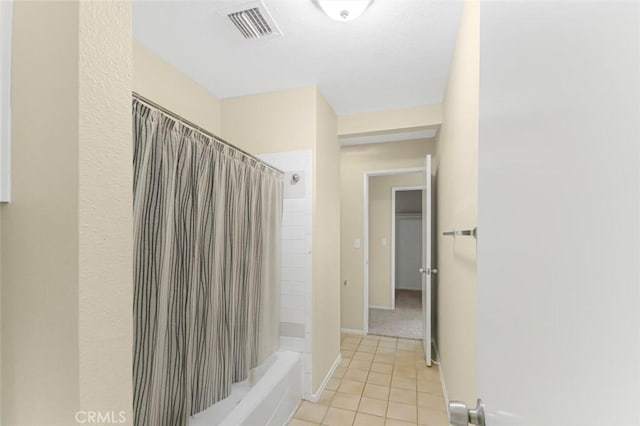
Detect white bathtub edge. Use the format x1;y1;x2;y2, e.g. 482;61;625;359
281;398;301;426
219;351;301;426
303;353;342;402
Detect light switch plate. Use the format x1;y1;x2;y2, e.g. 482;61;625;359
354;239;361;249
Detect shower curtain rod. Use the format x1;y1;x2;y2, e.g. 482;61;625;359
132;91;284;175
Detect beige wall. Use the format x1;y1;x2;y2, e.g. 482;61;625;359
223;86;341;394
134;45;341;394
435;0;479;405
311;90;341;391
133;41;222;134
78;2;133;416
340;140;435;331
3;1;133;424
4;4;80;422
338;105;442;136
368;173;422;308
222;86;316;153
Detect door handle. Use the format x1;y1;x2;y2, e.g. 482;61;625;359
449;399;486;426
419;268;438;275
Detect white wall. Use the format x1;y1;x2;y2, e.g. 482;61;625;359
477;1;640;424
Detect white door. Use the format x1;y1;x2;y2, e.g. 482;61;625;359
450;2;640;425
421;155;432;366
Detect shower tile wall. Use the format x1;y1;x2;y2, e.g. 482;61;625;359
257;150;313;397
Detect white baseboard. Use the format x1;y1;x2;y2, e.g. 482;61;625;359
340;328;365;335
369;305;394;310
432;340;449;417
303;353;342;402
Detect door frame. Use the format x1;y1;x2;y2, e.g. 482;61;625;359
362;167;425;334
390;186;425;309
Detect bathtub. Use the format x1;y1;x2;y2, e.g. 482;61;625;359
190;351;302;426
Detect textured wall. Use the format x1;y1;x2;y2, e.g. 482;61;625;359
78;0;133;418
3;1;133;424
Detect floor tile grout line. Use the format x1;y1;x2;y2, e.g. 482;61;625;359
294;333;446;425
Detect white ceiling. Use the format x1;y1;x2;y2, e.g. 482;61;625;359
132;0;463;115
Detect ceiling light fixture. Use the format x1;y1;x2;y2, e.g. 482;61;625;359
317;0;373;22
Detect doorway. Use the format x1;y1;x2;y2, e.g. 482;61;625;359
363;168;426;339
370;186;424;339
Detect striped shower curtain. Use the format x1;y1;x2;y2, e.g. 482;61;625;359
132;99;282;426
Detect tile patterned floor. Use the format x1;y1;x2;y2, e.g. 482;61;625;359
288;333;449;426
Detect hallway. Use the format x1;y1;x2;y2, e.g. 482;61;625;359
289;333;447;426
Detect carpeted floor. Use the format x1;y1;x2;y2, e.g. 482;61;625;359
369;290;422;339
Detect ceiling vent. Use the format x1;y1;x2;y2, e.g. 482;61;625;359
218;1;282;40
